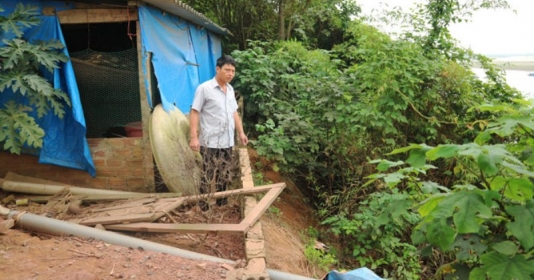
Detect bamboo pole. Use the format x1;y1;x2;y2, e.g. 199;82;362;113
1;180;144;196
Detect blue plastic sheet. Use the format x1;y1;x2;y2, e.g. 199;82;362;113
325;268;384;280
2;1;222;175
1;1;96;176
139;5;222;113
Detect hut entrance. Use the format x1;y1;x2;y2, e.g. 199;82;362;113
61;21;141;138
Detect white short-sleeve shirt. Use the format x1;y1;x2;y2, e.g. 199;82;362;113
191;78;238;149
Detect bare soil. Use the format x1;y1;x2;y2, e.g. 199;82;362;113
0;166;320;280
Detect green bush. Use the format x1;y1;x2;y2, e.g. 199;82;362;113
368;99;534;279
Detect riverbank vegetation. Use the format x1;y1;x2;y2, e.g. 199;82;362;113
199;0;534;278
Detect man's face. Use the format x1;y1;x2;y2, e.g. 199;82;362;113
216;64;235;84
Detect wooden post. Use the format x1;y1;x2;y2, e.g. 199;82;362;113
136;20;156;192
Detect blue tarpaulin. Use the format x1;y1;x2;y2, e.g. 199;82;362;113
324;268;384;280
1;1;222;175
139;5;221;113
0;1;96;177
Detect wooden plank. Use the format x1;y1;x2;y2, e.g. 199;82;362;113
240;185;285;233
105;222;246;234
136;20;156;191
179;183;285;203
78;213;155;226
153;198;185;214
56;8;138;24
92;198;158;212
70;184;283;227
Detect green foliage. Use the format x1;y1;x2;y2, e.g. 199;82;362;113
470;252;534;280
230;0;522;276
0;100;44;154
322;191;422;278
369;100;534;279
303;227;338;273
0;3;40;37
233;20;516;217
0;3;70;154
304;240;338;273
183;0;360;51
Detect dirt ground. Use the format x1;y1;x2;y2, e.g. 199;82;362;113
0;167;320;280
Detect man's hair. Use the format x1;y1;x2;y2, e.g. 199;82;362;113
216;55;236;68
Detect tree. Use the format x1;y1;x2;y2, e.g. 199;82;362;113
184;0;278;50
0;3;70;154
277;0;360;49
183;0;359;50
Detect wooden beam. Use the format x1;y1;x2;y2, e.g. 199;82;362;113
78;213;156;226
56;8;138;24
240;186;285;233
105;222;247;234
136;19;156;192
179;182;286;203
92;198;159;212
102;185;285;234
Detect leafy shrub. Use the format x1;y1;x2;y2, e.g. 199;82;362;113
368;99;534;279
323;190;422;279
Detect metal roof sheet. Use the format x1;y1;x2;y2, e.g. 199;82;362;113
141;0;232;36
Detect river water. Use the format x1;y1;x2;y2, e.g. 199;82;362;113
472;68;534;99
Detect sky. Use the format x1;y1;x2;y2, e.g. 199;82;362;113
356;0;534;57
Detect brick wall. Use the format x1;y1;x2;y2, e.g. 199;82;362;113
0;137;154;193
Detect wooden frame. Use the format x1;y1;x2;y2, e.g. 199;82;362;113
70;182;285;234
49;8;138;24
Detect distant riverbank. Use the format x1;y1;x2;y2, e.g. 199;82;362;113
472;56;534;71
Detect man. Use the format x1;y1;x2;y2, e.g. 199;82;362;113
189;55;248;210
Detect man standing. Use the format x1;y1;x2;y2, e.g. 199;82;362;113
189;55;248;210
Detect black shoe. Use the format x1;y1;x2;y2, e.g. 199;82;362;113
216;197;228;207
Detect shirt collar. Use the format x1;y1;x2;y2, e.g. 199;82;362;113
208;78;221;89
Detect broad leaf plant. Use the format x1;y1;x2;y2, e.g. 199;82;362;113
367;99;534;279
0;4;70;154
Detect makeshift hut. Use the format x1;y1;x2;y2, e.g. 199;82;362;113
0;0;231;193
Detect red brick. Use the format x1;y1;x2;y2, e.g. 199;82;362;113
131;150;144;159
125;160;144;167
92;151;107;159
126;178;147;188
0;138;154;193
112;149;132;158
86;138;102;148
87;178;109;188
108;177;127;187
92;159;106;168
105;138;126;149
68;178;92;187
106;159;125;168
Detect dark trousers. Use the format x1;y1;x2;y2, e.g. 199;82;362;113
199;146;233;207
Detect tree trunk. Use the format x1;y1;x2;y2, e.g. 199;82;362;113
278;0;285;40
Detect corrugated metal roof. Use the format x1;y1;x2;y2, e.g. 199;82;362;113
141;0;232;36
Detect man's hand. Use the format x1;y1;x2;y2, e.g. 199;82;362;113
239;132;249;146
189;137;200;152
189;110;200;152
